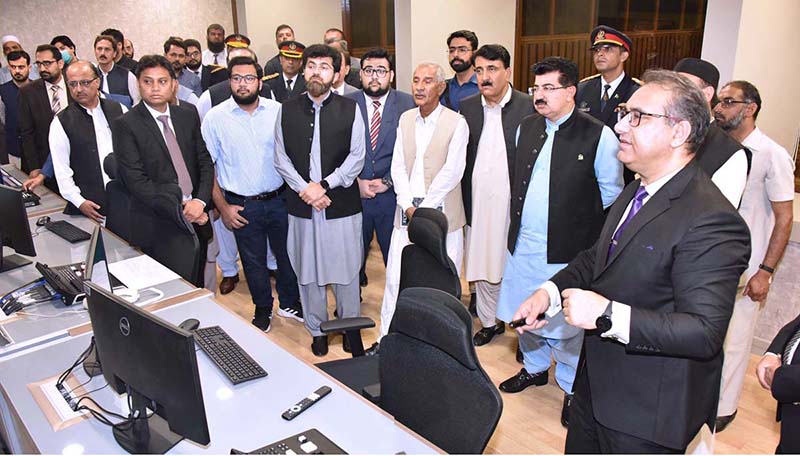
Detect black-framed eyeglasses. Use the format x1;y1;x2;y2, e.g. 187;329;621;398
617;106;682;127
230;74;259;84
34;60;57;67
67;78;99;89
528;85;571;95
717;98;751;109
362;67;389;78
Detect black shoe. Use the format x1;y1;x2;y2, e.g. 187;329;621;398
468;292;477;317
499;368;549;393
473;323;505;346
342;336;351;353
219;275;239;295
715;410;737;433
365;342;380;356
252;307;272;332
312;335;329;357
516;346;523;363
360;275;368;287
561;393;573;428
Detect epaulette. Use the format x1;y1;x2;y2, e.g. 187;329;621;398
579;73;601;83
210;65;226;74
631;77;643;86
262;72;280;81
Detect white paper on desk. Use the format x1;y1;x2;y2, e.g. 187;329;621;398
108;255;181;290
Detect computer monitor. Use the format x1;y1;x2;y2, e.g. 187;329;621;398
84;226;112;292
84;281;210;454
0;184;36;273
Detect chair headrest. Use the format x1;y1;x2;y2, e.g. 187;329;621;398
407;208;450;269
103;154;118;180
390;287;477;370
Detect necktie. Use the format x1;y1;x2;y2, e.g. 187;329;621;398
213;53;219;65
784;327;800;365
369;100;381;150
51;85;62;114
156;115;194;197
608;186;648;258
286;79;293;91
601;84;611;111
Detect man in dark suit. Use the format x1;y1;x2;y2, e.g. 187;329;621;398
576;26;640;183
263;24;295;77
265;41;306;103
184;39;227;92
459;44;533;345
113;55;214;287
18;44;70;184
346;48;414;293
512;69;751;453
757;314;800;454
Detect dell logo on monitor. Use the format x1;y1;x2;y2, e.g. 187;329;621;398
119;317;131;336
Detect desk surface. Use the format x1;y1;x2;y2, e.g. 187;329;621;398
0;296;439;454
0;212;196;359
1;164;65;217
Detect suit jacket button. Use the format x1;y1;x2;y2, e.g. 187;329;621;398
310;123;314;127
533;149;538;153
516;211;521;216
518;196;523;201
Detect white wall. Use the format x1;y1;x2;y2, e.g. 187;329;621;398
238;0;342;66
393;0;517;92
0;0;233;65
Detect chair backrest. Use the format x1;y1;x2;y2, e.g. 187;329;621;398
399;208;461;298
103;154;132;243
380;287;502;454
147;204;201;286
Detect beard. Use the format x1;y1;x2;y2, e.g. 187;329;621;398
715;109;746;132
186;60;201;71
363;82;389;98
232;90;258;105
11;72;28;82
306;77;333;97
449;58;470;73
207;40;225;53
40;70;60;84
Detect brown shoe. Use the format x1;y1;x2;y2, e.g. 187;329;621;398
219;275;239;295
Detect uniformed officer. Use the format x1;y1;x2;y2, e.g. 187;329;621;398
264;41;306;103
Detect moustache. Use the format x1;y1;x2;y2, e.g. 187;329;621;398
480;80;493;87
534;99;547;105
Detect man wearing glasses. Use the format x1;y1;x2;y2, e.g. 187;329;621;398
49;61;127;221
203;55;302;334
183;39;227;93
440;29;479;112
345;48;414;314
496;57;623;428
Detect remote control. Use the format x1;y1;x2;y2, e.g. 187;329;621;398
281;386;332;420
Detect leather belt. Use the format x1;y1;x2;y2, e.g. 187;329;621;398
225;184;286;201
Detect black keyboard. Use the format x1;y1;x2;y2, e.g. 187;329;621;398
21;190;41;207
1;169;40;207
46;221;91;243
194;326;267;385
230;429;347;455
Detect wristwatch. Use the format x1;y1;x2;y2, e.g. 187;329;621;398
381;176;393;188
758;263;775;274
595;300;613;333
320;179;330;191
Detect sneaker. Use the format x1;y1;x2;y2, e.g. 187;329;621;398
252;307;272;332
278;304;304;323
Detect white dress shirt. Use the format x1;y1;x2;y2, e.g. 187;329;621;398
363;91;389;122
44;78;68;114
202;48;227;67
49;101;128;209
98;62;141;105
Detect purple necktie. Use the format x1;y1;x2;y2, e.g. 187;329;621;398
608;186;648;258
157;115;194;197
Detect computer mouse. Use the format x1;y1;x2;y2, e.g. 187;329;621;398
36;216;51;227
114;287;139;303
179;318;200;332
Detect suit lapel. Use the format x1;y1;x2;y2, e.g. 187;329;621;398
136;103;170;160
374;91;396;153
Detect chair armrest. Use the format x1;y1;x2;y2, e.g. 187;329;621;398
320;317;375;334
361;382;381;403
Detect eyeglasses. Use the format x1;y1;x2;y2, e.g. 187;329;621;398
617;107;682;127
448;46;471;55
528;85;571;95
306;62;333;73
717;98;751;109
187;51;201;58
34;60;57;67
362;67;389;78
67;77;98;89
231;74;259;84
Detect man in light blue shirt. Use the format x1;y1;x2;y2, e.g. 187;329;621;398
202;55;302;333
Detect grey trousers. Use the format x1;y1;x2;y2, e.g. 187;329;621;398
299;276;360;336
476;280;502;328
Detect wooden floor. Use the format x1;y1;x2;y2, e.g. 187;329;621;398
214;241;781;454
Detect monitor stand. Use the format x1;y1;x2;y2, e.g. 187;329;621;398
1;236;32;273
113;387;183;454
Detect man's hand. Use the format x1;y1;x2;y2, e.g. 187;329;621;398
405;206;416;220
562;288;608;329
300;182;326;205
512;288;550;333
368;178;390;194
196;212;209;225
357;178;376;199
22;174;45;191
311;195;331;211
743;269;772;303
218;200;248;230
79;200;105;223
756;354;782;390
182;199;205;223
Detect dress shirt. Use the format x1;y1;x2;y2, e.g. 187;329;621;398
176;85;199;106
364;91;389;123
49;101;128;209
282;73;298;91
202;48;227;67
45;78;68;114
98;62;141;105
177;69;202;97
196;89;212;121
391;104;468;213
441;73;479;112
541;165;684;343
708;119;748;207
201;96;285;196
600;71;625;101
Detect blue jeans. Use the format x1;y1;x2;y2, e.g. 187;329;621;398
225;193;300;310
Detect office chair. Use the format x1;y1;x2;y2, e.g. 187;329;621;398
103;154;132;243
147;204;202;286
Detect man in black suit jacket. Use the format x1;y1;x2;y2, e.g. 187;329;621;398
512;70;751;453
757;314;800;454
113;55;214;287
264;41;306;103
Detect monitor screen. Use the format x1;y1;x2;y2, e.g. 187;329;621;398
83;226;112;292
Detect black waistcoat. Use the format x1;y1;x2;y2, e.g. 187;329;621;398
697;122;752;178
58;98;124;215
0;81;21;157
509;110;608;263
104;65;131;98
280;94;361;219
